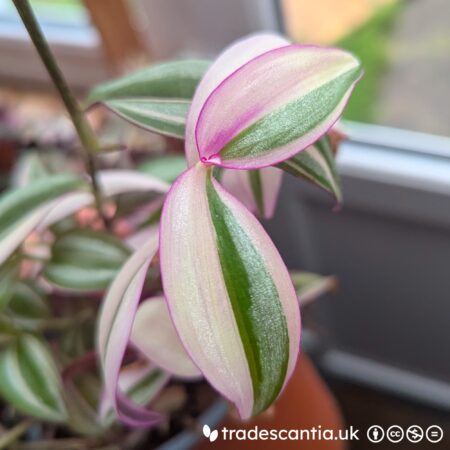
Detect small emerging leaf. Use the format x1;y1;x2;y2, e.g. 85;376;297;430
44;230;130;291
0;335;68;422
291;271;338;306
278;135;342;203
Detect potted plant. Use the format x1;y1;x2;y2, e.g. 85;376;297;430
0;1;361;448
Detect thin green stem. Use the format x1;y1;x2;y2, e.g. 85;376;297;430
12;0;109;228
0;419;33;449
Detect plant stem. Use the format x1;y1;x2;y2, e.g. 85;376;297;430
0;419;33;449
12;0;109;228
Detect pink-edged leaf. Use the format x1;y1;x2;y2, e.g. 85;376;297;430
131;297;202;379
38;192;94;230
40;171;169;231
195;44;362;169
125;225;159;251
160;164;300;419
99;362;169;425
185;33;289;166
97;170;170;196
0;201;54;266
221;167;283;219
97;233;161;427
0;175;83;265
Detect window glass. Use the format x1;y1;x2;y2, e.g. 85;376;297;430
0;0;96;44
280;0;450;137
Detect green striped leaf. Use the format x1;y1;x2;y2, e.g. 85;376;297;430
0;260;19;312
87;59;210;138
278;135;342;203
5;281;50;330
0;335;67;422
64;380;103;436
63;373;104;436
0;174;84;265
160;163;300;418
103;99;190;139
44;229;131;291
0;174;82;240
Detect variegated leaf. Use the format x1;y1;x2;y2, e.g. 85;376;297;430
131;297;201;378
99;362;169;426
193;41;361;169
278;135;342;203
0;335;67;422
221;167;283;219
101;99;190;139
97;233;162;426
44;230;130;291
38;170;169;230
160;163;300;419
88;60;210;138
185;33;289;166
0;175;84;265
6;281;50;330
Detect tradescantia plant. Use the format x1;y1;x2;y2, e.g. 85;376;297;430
0;1;361;447
94;34;361;425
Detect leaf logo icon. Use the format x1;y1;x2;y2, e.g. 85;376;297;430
203;424;218;442
209;430;218;442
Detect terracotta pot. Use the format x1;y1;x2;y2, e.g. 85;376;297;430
196;353;345;450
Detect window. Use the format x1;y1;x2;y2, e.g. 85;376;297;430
0;0;108;88
279;0;450;137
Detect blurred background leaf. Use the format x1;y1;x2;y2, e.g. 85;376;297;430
0;334;68;422
44;229;131;291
